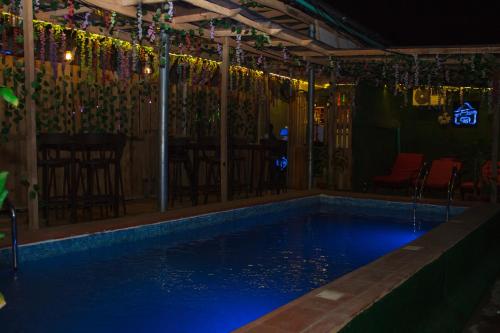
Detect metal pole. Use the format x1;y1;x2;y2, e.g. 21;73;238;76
220;37;230;202
307;24;315;190
158;31;170;212
327;68;336;188
491;76;500;203
6;200;18;271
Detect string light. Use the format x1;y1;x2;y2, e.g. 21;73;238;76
64;50;73;62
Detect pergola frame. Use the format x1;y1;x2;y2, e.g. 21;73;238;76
16;0;500;228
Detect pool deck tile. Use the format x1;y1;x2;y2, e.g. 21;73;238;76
0;190;479;249
236;200;500;333
262;305;328;331
0;190;491;332
316;290;345;302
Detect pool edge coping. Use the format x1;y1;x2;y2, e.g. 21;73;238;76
233;202;498;333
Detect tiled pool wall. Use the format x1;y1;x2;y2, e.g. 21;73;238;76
0;195;464;266
337;204;500;333
0;196;318;264
318;195;466;220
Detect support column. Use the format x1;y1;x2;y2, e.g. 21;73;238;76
491;73;500;203
327;69;336;188
23;0;39;229
307;24;315;190
158;30;170;212
220;37;229;202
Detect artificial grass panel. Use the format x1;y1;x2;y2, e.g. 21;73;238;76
339;212;500;333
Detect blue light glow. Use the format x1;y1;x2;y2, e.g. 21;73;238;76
279;127;289;137
453;102;478;126
275;156;288;170
0;207;444;332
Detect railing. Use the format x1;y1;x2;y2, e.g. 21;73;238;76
412;162;429;222
2;199;18;271
446;166;459;222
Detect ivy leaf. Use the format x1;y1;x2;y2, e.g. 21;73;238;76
0;86;19;107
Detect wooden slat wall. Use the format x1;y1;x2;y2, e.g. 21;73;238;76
1;54;309;207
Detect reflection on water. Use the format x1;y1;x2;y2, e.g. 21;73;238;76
0;211;440;333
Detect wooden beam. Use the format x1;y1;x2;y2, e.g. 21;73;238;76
22;0;39;229
259;10;284;19
121;0;177;5
36;6;91;20
80;0;210;35
220;36;229;202
176;0;242;17
251;0;364;48
182;0;321;50
326;45;500;57
172;11;225;24
274;18;299;24
257;40;296;47
288;50;323;57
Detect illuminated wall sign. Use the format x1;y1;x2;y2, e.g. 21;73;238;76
279;127;289;137
275;156;288;171
453;102;478;126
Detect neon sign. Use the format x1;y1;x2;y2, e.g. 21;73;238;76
453;102;478;126
275;156;288;171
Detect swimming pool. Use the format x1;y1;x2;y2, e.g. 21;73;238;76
0;196;464;332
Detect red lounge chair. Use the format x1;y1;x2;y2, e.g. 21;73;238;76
461;161;500;199
373;153;424;189
424;159;462;192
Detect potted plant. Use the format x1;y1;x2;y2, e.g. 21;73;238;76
0;85;18;310
0;171;6;309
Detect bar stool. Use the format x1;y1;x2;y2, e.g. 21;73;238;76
74;133;126;220
259;139;288;195
37;133;73;224
230;139;250;198
169;137;193;206
198;137;220;204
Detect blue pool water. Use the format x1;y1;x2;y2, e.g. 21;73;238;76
0;198;454;332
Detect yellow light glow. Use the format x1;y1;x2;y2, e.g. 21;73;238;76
64;50;73;62
144;66;152;75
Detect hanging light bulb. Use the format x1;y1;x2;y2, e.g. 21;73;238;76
64;50;73;62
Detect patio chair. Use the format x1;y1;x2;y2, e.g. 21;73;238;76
461;161;500;199
373;153;425;191
422;158;462;196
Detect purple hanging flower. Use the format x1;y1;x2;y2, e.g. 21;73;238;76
147;22;156;43
217;43;222;58
137;3;143;41
167;1;174;20
282;46;288;62
81;12;91;30
209;20;215;40
132;38;138;72
49;28;58;79
39;26;46;64
413;54;419;86
235;33;242;65
61;31;66;72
